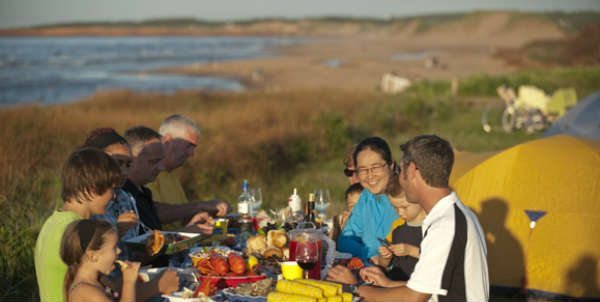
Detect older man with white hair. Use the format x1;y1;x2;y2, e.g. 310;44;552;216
147;114;230;217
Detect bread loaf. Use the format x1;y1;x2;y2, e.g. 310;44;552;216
267;229;288;249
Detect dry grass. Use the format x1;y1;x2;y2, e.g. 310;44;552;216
0;87;374;202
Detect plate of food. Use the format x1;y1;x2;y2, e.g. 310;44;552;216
138;267;197;285
124;230;203;256
220;278;274;302
162;287;215;302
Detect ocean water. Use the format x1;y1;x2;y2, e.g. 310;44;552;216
0;36;299;106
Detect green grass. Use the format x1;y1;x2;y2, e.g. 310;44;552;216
0;66;596;300
458;67;600;98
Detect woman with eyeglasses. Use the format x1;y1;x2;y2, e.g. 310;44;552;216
335;137;400;263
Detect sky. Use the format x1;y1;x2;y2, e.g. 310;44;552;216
0;0;599;29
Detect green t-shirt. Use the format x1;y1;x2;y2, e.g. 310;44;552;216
35;210;82;302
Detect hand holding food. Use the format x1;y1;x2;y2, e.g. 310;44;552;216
187;212;215;235
202;199;230;217
213;200;230;217
117;260;141;284
389;243;419;258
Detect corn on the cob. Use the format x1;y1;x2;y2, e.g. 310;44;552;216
296;279;340;296
317;280;343;294
276;280;324;298
267;292;317;302
342;292;353;302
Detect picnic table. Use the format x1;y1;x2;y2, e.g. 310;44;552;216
124;222;356;302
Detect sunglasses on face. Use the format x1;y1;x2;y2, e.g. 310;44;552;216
344;168;356;177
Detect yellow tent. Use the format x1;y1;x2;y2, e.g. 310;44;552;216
450;135;600;298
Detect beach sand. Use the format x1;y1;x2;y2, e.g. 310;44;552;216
159;13;566;92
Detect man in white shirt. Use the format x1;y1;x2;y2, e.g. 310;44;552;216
358;134;489;302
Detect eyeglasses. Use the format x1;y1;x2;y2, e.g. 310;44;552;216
357;163;388;177
343;168;356;177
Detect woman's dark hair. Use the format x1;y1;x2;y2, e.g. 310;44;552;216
83;127;128;150
60;219;115;300
61;148;122;203
345;182;364;200
353;136;393;166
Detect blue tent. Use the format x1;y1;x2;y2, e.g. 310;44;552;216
545;91;600;140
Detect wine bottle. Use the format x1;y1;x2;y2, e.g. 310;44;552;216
305;193;316;224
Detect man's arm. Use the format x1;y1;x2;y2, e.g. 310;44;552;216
155;200;229;224
136;269;179;301
357;284;430;302
154;202;200;224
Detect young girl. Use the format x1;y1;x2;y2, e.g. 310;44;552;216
61;219;140;302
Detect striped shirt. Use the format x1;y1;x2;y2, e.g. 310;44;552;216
407;192;489;302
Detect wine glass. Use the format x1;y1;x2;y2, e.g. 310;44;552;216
314;189;331;220
294;237;319;279
250;187;262;212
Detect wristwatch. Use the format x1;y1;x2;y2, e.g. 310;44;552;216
345;280;368;295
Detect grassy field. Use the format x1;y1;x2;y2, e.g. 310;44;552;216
0;66;598;300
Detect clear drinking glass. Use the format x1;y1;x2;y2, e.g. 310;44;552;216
314;189;331;216
250;187;262;212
